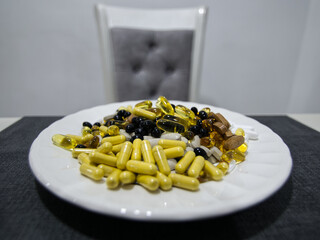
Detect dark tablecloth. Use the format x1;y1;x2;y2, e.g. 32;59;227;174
0;116;319;240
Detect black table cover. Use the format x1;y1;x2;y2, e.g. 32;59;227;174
1;116;319;239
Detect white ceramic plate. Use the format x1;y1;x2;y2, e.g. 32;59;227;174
29;101;292;221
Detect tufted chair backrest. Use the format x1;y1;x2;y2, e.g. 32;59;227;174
95;5;207;103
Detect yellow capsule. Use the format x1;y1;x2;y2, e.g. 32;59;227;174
136;175;159;191
99;126;109;136
237;143;248;153
96;142;113;154
111;143;124;153
203;160;224;181
100;125;120;136
80;163;104;181
89;151;117;167
78;153;95;166
126;160;157;175
119;171;136;184
187;156;205;178
131;138;142;161
224;149;246;163
174;105;197;125
141;140;155;164
216;161;229;175
132;107;157;120
101;135;126;145
135;100;152;109
200;107;211;115
97;164;117;177
146;107;163;118
155;171;172;191
163;146;185;159
175;151;196;174
235;128;245;137
106;169;122;189
81;126;92;136
152;145;171;175
71;148;95;158
156;96;174;115
158;139;186;150
67;134;94;145
156;119;186;133
117;141;133;169
86;135;100;148
52;134;78;150
169;173;199;191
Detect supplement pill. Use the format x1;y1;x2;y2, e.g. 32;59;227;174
119;171;136;184
89;152;117;167
163;147;185;159
101;135;126;145
152;145;171;175
131;138;142;160
80;163;104;181
169;173;199;191
156;171;172;191
158;139;186;150
187;156;205;178
106;169;122;189
126;160;157;175
117;141;133;169
141;140;155;164
136;175;159;191
203;161;224;181
175;151;196;174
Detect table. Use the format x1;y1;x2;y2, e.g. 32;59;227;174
1;115;319;239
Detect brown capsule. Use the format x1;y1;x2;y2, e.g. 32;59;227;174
202;118;215;132
213;113;230;128
224;135;245;150
200;137;215;148
213;122;228;135
223;130;234;139
86;135;100;148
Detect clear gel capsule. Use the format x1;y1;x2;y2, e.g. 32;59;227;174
156;96;174;115
52;134;77;150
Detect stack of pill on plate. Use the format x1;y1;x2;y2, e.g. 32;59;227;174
52;96;258;192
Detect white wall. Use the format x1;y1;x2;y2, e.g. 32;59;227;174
0;0;319;116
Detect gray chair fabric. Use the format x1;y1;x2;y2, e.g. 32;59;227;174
110;28;194;101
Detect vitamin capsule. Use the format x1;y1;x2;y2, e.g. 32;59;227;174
52;134;78;150
135;100;152;109
203;161;224;181
106;169;122;189
200;136;215;148
152;145;171;175
158;139;186;150
235;128;245;137
86;135;100;148
237;143;248;153
131;138;142;160
67;134;94;145
97;164;117;177
175;151;196;174
163;147;184;159
119;171;136;184
174;105;197;125
169;173;199;191
187;156;205;178
141;140;155;164
132;107;156;120
216;161;229;175
89;151;117;166
78;153;95;166
146;107;163;118
96;142;112;154
156;171;172;191
81;126;92;136
136;175;159;191
80;163;104;181
117;141;133;169
100;125;120;136
126;160;157;175
156;119;186;133
105;119;128;128
111;143;124;153
222;149;246;163
71;148;95;158
156;96;174;115
163;114;189;127
101;135;126;145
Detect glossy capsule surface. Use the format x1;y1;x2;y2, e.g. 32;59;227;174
72;148;95;158
106;169;122;189
78;153;94;166
131;138;142;160
97;164;117;177
80;163;104;181
156;119;186;133
175;151;196;174
101;135;126;145
158;139;186;150
174;105;197;125
152;145;171;175
216;161;229;175
156;171;172;191
156;96;174;115
187;156;205;178
163;146;185;159
203;161;224;181
96;142;112;154
117;141;133;169
135;100;152;109
89;152;117;167
132;107;156;120
169;173;199;191
136;175;159;191
126;160;157;175
52;134;77;150
141;140;155;164
119;171;136;184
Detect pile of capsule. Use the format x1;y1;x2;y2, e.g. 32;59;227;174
52;96;247;192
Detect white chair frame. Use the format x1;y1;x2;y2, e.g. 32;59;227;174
95;5;208;103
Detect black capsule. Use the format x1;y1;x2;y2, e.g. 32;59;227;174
140;120;155;132
198;111;208;120
117;109;126;117
199;128;209;138
125;123;135;133
191;107;198;115
151;127;162;138
93;122;101;127
124;111;131;118
82;122;92;128
189;125;201;135
196;119;203;127
75;144;86;148
130;134;144;143
194;147;208;159
114;115;123;121
135;127;148;136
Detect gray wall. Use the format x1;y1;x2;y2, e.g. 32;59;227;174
1;0;319;116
